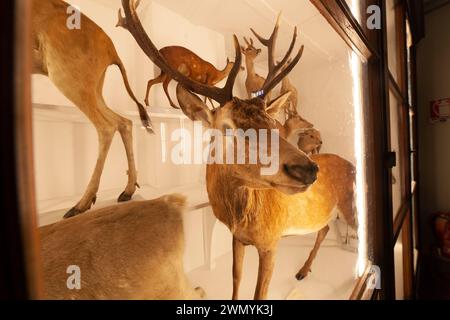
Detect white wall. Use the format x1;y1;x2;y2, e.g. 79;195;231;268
293;57;356;164
417;4;450;251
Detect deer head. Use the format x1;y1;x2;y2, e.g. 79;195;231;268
118;0;317;194
241;37;262;59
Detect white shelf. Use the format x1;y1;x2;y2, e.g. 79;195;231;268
33;103;188;124
38;183;209;226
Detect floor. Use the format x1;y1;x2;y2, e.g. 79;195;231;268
188;221;359;300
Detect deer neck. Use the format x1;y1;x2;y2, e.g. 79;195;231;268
244;56;257;77
206;164;288;243
216;63;233;82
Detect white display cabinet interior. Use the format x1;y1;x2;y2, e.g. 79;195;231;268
33;0;365;299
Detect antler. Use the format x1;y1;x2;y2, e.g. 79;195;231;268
243;37;254;47
118;0;242;106
251;13;304;98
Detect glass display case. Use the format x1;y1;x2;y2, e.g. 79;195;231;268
3;0;423;300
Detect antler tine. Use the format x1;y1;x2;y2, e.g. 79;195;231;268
250;12;281;74
244;36;251;46
223;35;242;99
263;45;304;96
119;0;241;105
251;12;303;99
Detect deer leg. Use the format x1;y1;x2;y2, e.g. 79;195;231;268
116;117;139;202
162;77;178;109
254;247;276;300
144;73;165;106
207;98;216;109
232;237;245;300
64;121;116;219
296;225;330;280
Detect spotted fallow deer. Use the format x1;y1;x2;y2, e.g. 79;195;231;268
40;194;205;299
137;45;236;109
119;0;356;300
32;0;152;219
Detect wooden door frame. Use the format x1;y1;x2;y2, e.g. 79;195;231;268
311;0;423;300
0;0;43;299
310;0;395;299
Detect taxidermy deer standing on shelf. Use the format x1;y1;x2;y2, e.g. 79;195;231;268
241;37;270;101
32;0;152;219
137;45;237;109
119;0;357;300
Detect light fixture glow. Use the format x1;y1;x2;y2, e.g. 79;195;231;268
349;14;368;277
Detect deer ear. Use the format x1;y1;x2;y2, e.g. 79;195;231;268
266;91;291;118
176;84;213;127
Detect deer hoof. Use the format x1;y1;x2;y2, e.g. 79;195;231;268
118;191;132;202
295;267;311;281
63;207;82;219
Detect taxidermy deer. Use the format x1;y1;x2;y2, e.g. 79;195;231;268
138;45;236;109
40;194;206;300
241;37;270;101
279;66;298;118
297;128;323;155
119;1;356;300
32;0;152;219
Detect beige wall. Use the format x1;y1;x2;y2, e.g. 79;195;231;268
417;4;450;251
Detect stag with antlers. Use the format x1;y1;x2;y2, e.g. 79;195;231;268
119;0;357;300
33;0;152;219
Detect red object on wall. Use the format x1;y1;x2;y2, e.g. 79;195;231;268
434;213;450;259
430;98;450;122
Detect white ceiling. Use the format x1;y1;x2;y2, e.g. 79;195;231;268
93;0;350;73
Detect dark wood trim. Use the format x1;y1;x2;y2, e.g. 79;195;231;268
393;202;410;242
398;0;415;299
349;263;373;300
379;0;397;299
405;0;425;43
0;0;43;299
409;43;422;254
14;0;44;299
310;0;379;62
402;211;414;299
388;71;407;105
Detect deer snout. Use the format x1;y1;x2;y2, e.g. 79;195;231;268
284;162;318;185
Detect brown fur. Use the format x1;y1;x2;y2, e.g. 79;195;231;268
32;0;152;218
180;94;356;299
40;194;205;300
297;128;323;155
144;46;235;108
207;154;356;298
241;38;269;101
280;75;298;115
